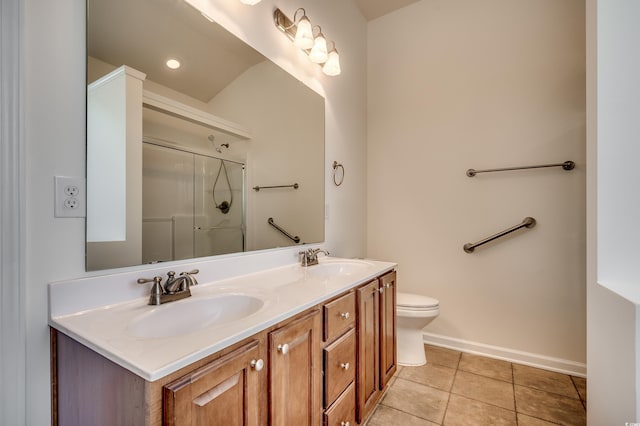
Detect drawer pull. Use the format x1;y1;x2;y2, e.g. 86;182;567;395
341;422;350;426
250;359;264;371
340;362;350;370
340;312;350;320
277;343;289;355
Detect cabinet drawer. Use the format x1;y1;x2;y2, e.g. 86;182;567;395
323;383;356;426
324;328;356;407
323;292;356;342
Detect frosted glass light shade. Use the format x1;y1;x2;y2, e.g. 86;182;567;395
309;34;328;64
294;17;314;50
322;49;341;76
240;0;261;4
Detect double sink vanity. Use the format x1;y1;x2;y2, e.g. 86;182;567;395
49;252;398;425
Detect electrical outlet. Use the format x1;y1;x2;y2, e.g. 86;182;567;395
64;185;80;197
55;176;86;218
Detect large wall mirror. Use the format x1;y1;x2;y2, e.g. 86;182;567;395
86;0;325;271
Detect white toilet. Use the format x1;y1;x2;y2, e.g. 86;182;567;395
396;292;440;366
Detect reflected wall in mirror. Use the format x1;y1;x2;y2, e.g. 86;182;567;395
86;0;325;271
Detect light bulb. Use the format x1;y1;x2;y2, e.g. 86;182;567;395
294;16;313;50
309;33;328;64
322;49;341;76
166;59;181;70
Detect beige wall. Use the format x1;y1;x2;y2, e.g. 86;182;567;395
208;61;325;251
367;0;586;367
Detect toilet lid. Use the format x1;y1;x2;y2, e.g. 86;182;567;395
397;292;439;309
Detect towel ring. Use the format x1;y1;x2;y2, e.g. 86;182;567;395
333;161;344;186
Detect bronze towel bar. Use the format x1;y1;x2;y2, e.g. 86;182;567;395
464;217;536;253
267;217;300;244
466;161;574;177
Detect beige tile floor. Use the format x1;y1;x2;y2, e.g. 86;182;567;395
367;345;586;426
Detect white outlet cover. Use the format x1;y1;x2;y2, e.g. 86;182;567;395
55;176;86;218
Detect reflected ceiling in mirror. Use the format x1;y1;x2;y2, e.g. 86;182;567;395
86;0;325;271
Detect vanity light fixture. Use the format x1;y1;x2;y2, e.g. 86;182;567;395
322;42;341;76
308;26;328;64
273;8;341;76
240;0;262;4
292;9;313;50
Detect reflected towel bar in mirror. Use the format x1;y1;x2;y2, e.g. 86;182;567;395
267;217;300;243
466;161;575;177
253;183;299;191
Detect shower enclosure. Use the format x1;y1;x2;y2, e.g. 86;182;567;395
141;141;245;264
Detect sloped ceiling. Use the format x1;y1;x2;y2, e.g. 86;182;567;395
353;0;421;21
88;0;265;103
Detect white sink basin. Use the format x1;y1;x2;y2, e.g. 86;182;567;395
128;294;264;339
306;260;373;278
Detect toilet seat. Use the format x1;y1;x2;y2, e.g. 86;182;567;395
397;292;439;310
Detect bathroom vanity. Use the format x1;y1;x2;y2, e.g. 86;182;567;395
49;257;397;425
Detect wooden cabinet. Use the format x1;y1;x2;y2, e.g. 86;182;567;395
356;271;397;424
322;292;357;426
324;383;356;426
356;280;380;423
324;329;356;406
51;270;396;426
163;339;266;426
269;310;322;426
379;271;397;388
323;292;356;342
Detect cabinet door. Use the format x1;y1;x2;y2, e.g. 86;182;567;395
163;339;265;426
269;310;322;426
356;280;380;423
379;271;397;388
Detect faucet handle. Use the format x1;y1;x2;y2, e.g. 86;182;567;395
180;269;199;286
137;276;163;285
137;276;164;305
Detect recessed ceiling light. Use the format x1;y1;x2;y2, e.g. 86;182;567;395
166;59;181;70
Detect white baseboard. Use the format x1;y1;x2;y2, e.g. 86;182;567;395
423;332;586;378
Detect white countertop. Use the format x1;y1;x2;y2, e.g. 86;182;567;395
49;257;396;381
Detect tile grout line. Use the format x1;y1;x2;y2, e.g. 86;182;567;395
421;345;585;425
512;362;518;425
570;375;587;411
440;352;462;425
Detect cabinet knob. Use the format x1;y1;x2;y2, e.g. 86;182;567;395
340;312;350;320
378;287;384;294
340;362;350;371
250;359;264;371
341;422;350;426
385;283;391;289
277;343;289;355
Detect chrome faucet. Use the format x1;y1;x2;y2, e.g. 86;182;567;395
299;248;330;267
137;269;199;305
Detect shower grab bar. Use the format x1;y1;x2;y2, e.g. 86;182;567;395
194;226;243;231
464;217;536;253
268;217;300;243
253;183;299;191
466;161;574;177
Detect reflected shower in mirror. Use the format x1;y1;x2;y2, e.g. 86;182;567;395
86;0;325;270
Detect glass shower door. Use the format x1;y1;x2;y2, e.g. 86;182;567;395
193;157;245;257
